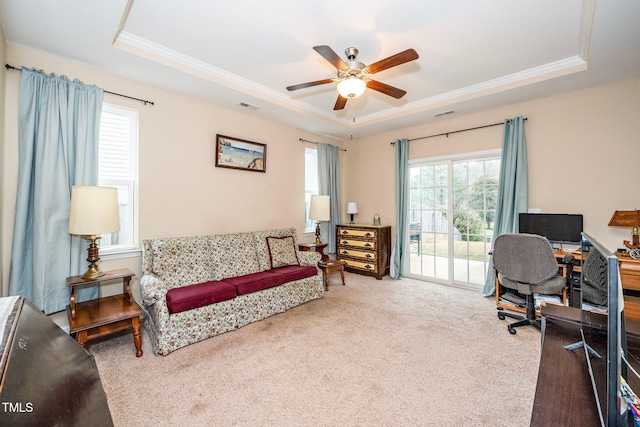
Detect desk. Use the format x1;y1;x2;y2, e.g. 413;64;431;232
495;251;580;314
0;297;113;425
618;253;640;321
531;304;640;426
554;249;584;307
531;305;598;426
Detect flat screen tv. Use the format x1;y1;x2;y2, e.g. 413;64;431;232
576;233;630;426
519;213;583;244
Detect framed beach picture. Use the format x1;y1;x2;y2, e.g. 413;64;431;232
215;134;266;173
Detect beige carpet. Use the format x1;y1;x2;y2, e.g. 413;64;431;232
91;272;541;427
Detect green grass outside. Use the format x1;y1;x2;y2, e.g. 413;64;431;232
413;236;491;261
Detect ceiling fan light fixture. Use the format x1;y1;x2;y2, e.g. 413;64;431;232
337;76;366;98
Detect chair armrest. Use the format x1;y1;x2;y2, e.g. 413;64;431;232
140;273;167;306
297;251;321;266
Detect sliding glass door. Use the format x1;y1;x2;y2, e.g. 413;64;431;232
408;151;500;288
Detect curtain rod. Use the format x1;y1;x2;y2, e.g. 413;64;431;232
299;138;346;151
390;117;528;145
5;63;155;106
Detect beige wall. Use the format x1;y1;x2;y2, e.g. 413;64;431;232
1;45;345;299
2;42;639;308
346;77;640;252
0;24;6;297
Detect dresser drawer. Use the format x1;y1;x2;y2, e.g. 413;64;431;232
338;248;377;261
338;238;376;250
343;258;378;273
338;227;377;239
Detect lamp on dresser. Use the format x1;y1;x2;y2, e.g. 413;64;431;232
68;186;120;279
309;195;330;244
346;202;358;224
608;209;640;250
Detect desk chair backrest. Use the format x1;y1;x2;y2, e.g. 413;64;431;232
492;233;559;285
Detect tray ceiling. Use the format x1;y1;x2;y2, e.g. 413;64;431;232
1;0;639;139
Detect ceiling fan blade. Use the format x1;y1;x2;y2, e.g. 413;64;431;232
313;45;348;70
367;80;407;99
286;78;334;91
333;95;348;110
365;49;419;74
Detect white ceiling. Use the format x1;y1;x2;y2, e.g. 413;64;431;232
1;0;639;140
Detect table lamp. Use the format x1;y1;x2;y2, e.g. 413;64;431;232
309;195;330;244
608;209;640;249
346;202;358;224
68;186;120;279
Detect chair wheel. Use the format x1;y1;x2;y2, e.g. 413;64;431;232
508;327;517;335
498;312;505;320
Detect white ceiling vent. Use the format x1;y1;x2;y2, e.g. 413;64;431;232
434;109;455;117
238;102;260;111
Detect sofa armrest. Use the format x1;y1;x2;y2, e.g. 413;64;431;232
140;273;167;306
297;251;321;266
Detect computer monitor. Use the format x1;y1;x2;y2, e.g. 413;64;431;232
518;213;583;244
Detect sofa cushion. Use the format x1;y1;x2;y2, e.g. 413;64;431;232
266;236;300;268
252;228;298;271
271;265;318;282
209;233;260;280
166;281;237;314
224;271;286;295
151;236;212;288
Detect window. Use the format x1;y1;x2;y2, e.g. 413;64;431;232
304;147;318;233
98;103;138;252
408;150;500;288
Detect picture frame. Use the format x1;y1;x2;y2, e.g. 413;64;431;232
215;134;266;173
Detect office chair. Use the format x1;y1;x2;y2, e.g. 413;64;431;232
493;233;572;334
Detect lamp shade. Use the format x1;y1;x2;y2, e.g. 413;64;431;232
68;186;120;235
608;210;640;228
309;195;330;221
337;76;366;98
346;202;358;214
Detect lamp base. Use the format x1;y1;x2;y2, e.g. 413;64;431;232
81;266;105;280
81;235;104;280
315;222;323;245
624;228;640;249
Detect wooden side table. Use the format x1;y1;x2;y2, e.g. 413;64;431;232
318;260;346;290
298;242;329;261
66;268;144;357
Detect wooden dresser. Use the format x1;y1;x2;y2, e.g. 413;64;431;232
336;224;391;280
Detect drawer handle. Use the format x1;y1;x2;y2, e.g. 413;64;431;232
365;243;372;247
341;250;348;255
364;265;373;269
365;232;372;237
341;230;349;234
342;240;349;245
365;254;372;258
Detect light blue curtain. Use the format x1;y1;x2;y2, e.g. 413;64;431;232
9;68;104;314
317;143;341;253
481;116;528;296
391;138;410;279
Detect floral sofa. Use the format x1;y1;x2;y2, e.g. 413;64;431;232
140;228;324;355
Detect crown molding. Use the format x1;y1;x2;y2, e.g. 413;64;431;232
113;31;343;123
113;0;595;131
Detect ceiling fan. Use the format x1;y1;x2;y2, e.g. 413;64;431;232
286;45;419;110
